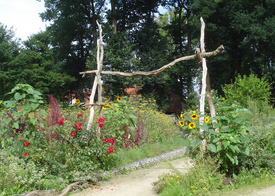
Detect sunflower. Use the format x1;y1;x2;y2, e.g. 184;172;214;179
188;122;196;129
191;113;198;120
204;116;210;124
179;121;184;127
116;96;121;102
75;99;80;104
180;113;184;120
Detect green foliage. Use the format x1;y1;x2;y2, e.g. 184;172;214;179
0;83;186;194
222;74;273;108
206;104;252;174
180;104;253;174
0;84;45;147
154;157;225;195
0;150;67;195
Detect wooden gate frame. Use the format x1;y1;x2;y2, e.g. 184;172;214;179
80;18;224;145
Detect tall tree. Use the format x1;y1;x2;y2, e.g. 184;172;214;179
40;0;106;92
2;31;75;99
0;23;20;97
191;0;275;93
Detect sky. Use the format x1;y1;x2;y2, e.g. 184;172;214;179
0;0;48;41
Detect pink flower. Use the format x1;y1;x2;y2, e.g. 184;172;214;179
24;141;30;147
23;152;28;156
70;131;75;137
77;113;83;117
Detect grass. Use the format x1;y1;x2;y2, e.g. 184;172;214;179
115;136;188;167
213;175;275;196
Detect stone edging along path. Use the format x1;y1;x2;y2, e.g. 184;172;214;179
13;147;187;196
96;146;187;180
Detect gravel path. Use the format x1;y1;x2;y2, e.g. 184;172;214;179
70;146;275;196
71;157;194;196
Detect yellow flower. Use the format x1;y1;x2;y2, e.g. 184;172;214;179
103;104;110;110
191;113;198;120
180;113;184;120
222;97;226;101
75;99;80;104
116;96;121;102
189;122;196;129
176;176;179;178
190;186;194;189
205;116;210;124
179;121;184;127
171;177;174;180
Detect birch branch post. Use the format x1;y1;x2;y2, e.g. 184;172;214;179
199;17;208;152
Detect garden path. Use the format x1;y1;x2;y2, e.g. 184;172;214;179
71;156;275;196
71;157;194;196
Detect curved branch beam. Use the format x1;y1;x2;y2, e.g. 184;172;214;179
80;45;224;77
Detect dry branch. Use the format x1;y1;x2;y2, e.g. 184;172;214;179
79;45;224;77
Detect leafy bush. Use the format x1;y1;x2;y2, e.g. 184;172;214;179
222;74;273;108
180;105;253;175
0;150;67;195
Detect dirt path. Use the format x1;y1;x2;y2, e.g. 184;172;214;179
71;157;194;196
70;152;275;196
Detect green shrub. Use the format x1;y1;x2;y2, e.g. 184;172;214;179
180;105;253;175
222;74;273;109
0;150;67;195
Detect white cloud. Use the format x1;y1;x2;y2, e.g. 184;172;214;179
0;0;49;41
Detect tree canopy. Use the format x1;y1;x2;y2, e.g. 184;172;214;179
0;0;274;108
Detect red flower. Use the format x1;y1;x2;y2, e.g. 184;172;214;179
74;122;82;130
23;152;28;156
70;131;75;137
24;141;30;147
58;117;65;126
99;122;104;128
96;117;105;123
102;138;109;143
107;146;114;154
109;138;115;145
77;113;83;117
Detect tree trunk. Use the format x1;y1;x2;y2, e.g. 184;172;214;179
111;0;117;35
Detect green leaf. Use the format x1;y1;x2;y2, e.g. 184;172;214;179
213;122;222;129
207;144;217;153
222;140;230;148
217;145;222;152
190;138;202;148
14;92;26;101
212;138;220;143
226;153;234;164
30;118;37;125
4;100;16;108
12;122;19;129
30;103;39;110
3;118;12;124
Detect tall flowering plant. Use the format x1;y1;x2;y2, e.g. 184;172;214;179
180;104;252;174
